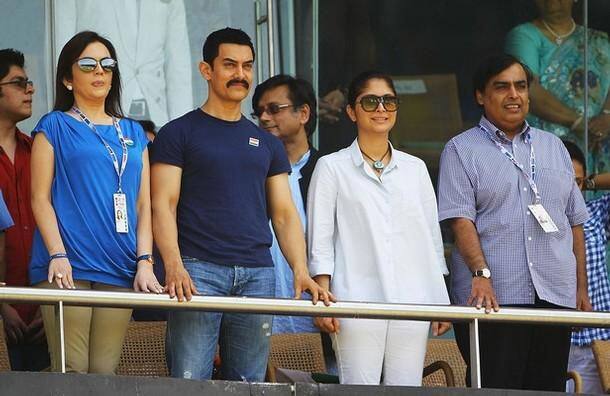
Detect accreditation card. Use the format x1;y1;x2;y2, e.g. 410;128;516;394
113;192;128;233
528;203;559;233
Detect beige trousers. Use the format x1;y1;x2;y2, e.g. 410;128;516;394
36;280;132;374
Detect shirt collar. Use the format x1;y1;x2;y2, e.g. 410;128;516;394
349;138;399;171
292;150;311;172
479;115;531;144
15;128;32;149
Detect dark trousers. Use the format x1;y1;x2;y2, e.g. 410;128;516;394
8;342;50;371
454;296;572;391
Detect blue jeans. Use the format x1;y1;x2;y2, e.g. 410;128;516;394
166;258;275;381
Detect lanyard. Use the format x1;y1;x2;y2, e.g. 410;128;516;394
72;107;128;192
483;125;541;204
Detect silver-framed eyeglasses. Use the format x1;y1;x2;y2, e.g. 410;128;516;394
0;78;33;91
251;103;299;119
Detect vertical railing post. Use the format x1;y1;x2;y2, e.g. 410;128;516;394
469;318;481;388
53;301;66;373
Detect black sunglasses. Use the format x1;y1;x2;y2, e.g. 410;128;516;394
75;57;117;72
251;103;299;118
357;95;400;112
0;78;33;91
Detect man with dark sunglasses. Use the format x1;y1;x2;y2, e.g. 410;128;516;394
0;48;49;371
151;28;332;382
251;75;336;373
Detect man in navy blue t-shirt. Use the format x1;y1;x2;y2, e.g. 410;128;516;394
150;28;332;382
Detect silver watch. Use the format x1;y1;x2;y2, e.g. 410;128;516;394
472;268;491;279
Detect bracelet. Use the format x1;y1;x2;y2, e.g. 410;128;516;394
136;254;154;265
570;115;584;131
49;253;68;263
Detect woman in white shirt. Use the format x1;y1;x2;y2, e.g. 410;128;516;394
307;71;451;386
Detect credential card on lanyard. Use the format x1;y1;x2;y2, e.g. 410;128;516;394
113;193;128;233
528;204;558;233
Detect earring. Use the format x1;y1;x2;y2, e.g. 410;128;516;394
66;85;72;91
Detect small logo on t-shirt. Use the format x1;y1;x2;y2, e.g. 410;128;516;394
249;137;259;147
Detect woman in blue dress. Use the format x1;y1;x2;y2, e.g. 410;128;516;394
30;31;162;374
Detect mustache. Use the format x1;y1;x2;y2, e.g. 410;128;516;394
226;79;249;89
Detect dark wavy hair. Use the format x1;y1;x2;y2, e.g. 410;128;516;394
202;27;255;68
0;49;25;81
472;53;533;106
53;31;123;117
252;74;318;136
347;70;397;108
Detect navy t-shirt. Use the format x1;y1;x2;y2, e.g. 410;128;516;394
150;109;290;268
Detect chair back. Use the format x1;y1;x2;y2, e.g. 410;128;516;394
0;319;10;371
423;338;466;387
592;339;610;393
116;321;169;377
267;332;326;382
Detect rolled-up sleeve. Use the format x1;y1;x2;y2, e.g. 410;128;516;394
438;140;477;222
307;158;337;277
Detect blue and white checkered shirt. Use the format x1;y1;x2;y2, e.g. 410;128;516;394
438;116;589;308
572;194;610;345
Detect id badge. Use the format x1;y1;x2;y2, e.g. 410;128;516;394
113;193;129;233
528;204;559;233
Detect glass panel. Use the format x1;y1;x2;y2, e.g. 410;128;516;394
585;0;610;176
0;0;50;134
52;0;258;127
313;0;605;184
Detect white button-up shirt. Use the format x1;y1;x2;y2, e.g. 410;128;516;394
307;139;449;305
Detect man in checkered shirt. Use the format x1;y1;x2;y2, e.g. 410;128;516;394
563;140;610;394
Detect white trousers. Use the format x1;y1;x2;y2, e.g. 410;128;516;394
332;318;430;385
566;344;604;394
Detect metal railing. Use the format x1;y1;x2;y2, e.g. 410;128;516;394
2;286;610;388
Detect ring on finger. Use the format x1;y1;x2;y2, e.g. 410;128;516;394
56;273;63;279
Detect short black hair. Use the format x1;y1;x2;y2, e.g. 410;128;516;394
347;70;397;107
472;53;533;104
202;27;255;68
0;49;25;81
252;74;318;136
137;120;156;134
562;140;586;174
54;31;124;117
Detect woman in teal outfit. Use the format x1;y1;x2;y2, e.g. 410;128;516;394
505;0;610;173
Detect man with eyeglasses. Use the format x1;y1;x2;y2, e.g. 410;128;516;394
0;48;49;371
151;28;332;382
438;54;590;391
251;75;319;333
251;75;336;373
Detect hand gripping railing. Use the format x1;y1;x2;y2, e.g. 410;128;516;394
2;286;610;388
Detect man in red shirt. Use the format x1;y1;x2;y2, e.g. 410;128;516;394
0;49;48;371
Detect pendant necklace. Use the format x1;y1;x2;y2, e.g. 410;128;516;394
360;143;391;172
541;18;576;45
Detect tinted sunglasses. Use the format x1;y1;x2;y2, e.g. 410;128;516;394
75;57;117;72
0;77;33;91
251;103;298;118
357;95;400;112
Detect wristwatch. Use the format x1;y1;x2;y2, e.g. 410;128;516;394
136;254;154;265
472;268;491;279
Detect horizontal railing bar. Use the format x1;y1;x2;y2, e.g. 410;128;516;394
2;287;610;327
